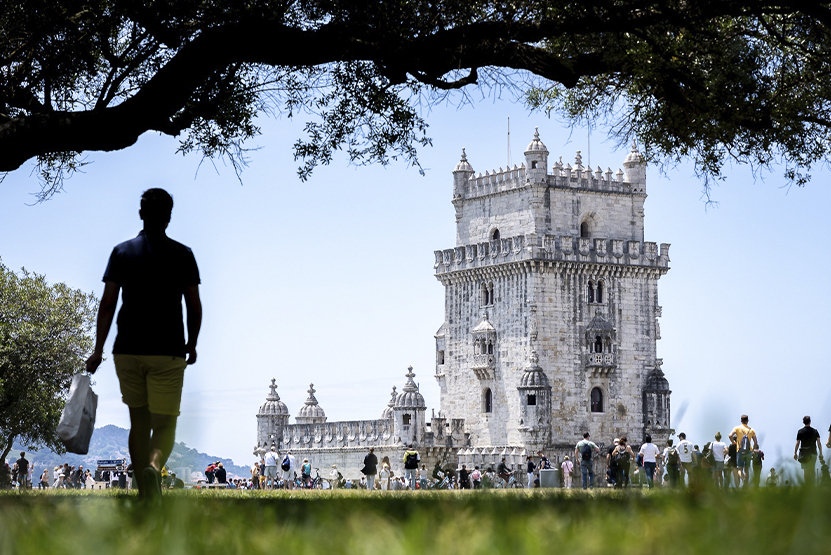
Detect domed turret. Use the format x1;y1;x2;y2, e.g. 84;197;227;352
524;127;549;183
517;350;551;449
623;139;646;192
256;379;290;450
453;148;474;198
524;127;548;154
295;383;327;424
258;379;289;416
381;386;397;419
395;366;426;409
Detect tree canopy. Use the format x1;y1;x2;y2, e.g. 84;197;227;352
3;1;831;198
0;260;97;462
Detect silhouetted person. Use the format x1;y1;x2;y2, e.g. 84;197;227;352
86;188;202;505
794;415;823;486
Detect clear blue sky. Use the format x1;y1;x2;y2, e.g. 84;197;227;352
2;96;830;472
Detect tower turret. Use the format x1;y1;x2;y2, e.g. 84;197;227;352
523;127;549;183
256;379;289;451
623;140;646;194
642;360;671;443
295;383;327;425
517;350;552;451
393;366;426;446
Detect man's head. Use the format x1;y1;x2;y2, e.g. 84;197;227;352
19;452;24;458
678;432;686;440
613;438;620;445
741;414;749;424
270;446;276;452
369;447;374;453
804;415;812;425
715;432;722;441
583;432;590;439
140;188;174;230
645;434;652;443
667;439;673;447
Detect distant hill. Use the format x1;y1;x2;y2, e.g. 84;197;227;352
9;425;249;479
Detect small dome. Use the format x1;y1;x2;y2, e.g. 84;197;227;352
258;379;289;416
524;127;549;154
587;310;614;331
644;369;670;392
395;366;426;409
624;139;644;166
519;350;550;388
453;148;474;173
381;386;397;419
296;383;326;422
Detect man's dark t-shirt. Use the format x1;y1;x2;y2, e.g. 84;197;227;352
104;231;200;357
797;426;820;455
608;445;618;468
16;457;29;477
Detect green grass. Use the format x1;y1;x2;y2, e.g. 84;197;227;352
1;487;830;554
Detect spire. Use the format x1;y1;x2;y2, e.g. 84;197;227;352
403;366;418;392
453;147;474;173
304;383;318;406
388;386;397;408
267;378;280;401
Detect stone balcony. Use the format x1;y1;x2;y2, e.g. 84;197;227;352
471;354;495;380
586;353;616;376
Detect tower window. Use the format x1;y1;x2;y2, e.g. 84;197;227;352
488;282;494;305
591;388;603;413
480;282;489;306
527;394;537;406
402;414;411;425
487;341;493;355
437;350;445;365
484;388;492;413
596;281;604;303
594;336;603;353
587;282;595;303
531;160;538;169
492;229;500;240
580;222;589;238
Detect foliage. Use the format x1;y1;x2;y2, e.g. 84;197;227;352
4;1;831;197
0;259;97;461
1;487;831;554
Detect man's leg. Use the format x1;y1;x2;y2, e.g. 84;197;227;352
149;412;178;471
128;406;152;496
580;462;588;489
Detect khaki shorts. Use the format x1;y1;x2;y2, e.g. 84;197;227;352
114;354;187;416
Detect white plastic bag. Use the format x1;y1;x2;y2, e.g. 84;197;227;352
57;374;98;454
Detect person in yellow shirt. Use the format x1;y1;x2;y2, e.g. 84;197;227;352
729;414;758;487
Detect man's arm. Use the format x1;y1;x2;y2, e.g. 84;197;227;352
85;281;120;374
729;428;737;443
817;435;824;460
794;439;800;460
184;284;202;365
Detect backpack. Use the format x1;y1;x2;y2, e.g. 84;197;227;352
581;442;593;461
613;447;631;466
281;456;291;471
740;434;751;453
666;448;679;465
405;452;418;469
541;457;551;470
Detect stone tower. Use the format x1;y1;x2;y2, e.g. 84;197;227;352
256;379;289;450
433;130;671;459
393;366;426;446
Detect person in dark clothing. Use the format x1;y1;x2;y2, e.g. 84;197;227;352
15;453;29;489
86;188;202;506
214;463;227;484
362;447;378;491
795;415;824;485
459;464;470;489
526;456;536;488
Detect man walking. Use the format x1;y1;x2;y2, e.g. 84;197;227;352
729;415;758;487
575;432;600;489
263;446;279;490
526;455;536;488
638;435;660;488
403;445;420;490
15;452;29;489
86;188;202;505
281;450;296;489
363;447;378;491
675;433;694;486
794;415;823;485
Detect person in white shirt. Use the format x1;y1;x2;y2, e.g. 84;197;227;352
710;432;728;488
638;434;661;488
675;432;695;486
280;450;296;489
561;456;574;488
263;446;280;490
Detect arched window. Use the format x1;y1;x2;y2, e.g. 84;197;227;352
594;336;603;353
403;414;411;425
487;340;493;355
484;388;492;413
591;388;603;413
492;229;500;241
488;282;494;305
587;281;595;303
580;222;589;238
531;160;538;169
596;281;604;303
474;338;480;355
480;282;489;306
527;394;537;406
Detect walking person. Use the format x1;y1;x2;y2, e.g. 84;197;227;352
729;415;758;487
561;456;574;489
575;432;601;489
471;466;482;489
263;446;279;490
379;462;391;491
638;434;660;488
611;437;635;488
662;439;680;488
14;453;29;489
403;444;420;490
794;415;824;486
459;464;471;489
675;433;694;486
281;451;296;489
86;188;202;505
362;447;378;491
710;432;728;488
751;445;765;487
526;456;536;488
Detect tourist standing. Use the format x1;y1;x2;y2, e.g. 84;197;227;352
606;438;620;487
794;415;823;485
710;432;728;488
471;466;481;489
766;468;780;487
575;432;600;489
561;456;574;488
215;463;227;484
205;462;216;484
729;415;758;487
263;446;279;490
86;188;202;505
300;459;311;487
662;440;680;488
379;462;391;490
459;464;470;489
362;447;378;491
281;451;296;489
526;456;536;488
675;433;694;486
611;437;635;488
403;444;420;490
638;434;660;488
751;445;764;487
15;453;29;489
